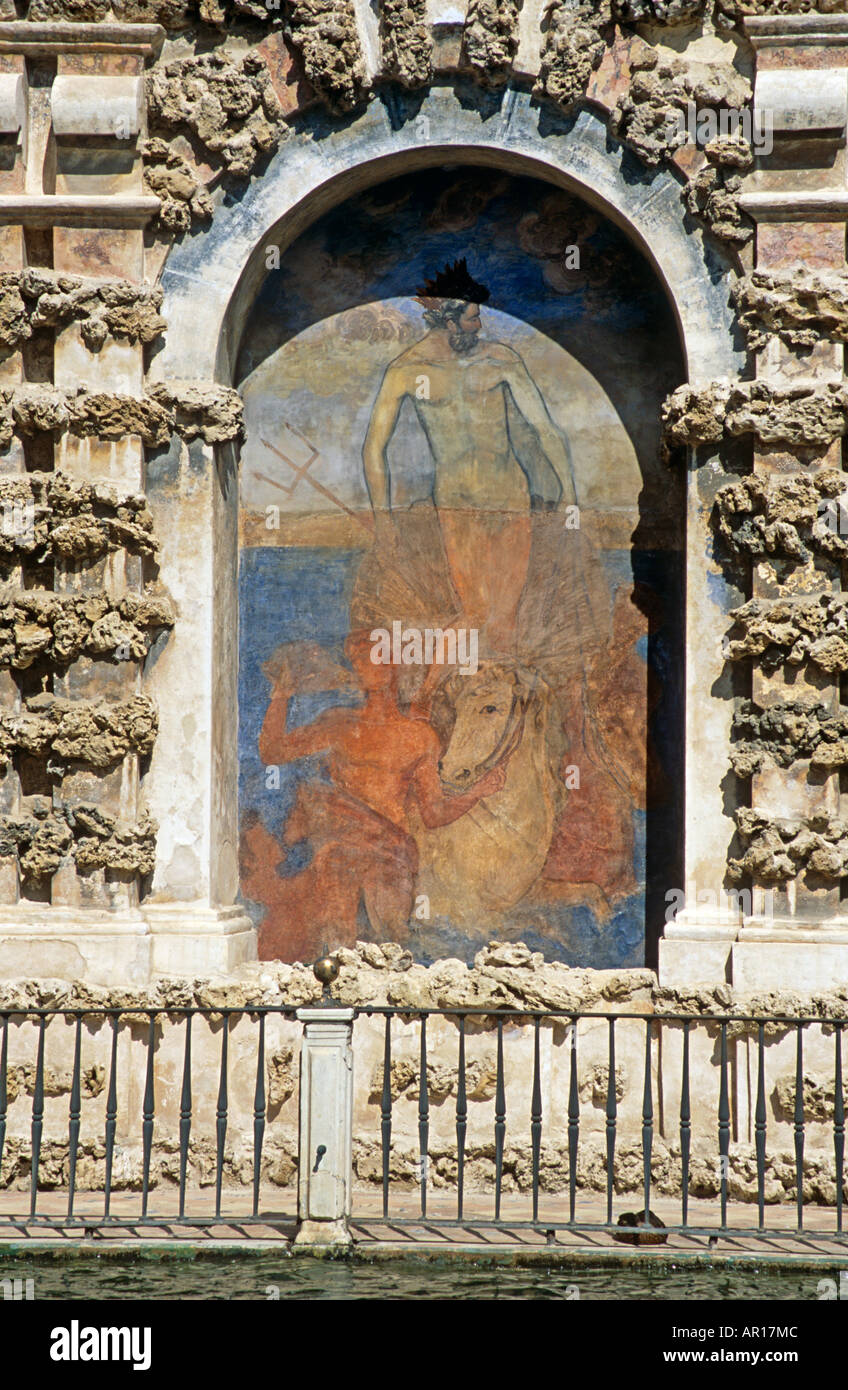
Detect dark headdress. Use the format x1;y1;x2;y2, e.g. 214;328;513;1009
415;258;491;307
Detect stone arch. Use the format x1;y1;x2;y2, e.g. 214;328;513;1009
145;86;743;965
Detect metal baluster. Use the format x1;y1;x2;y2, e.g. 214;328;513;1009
606;1017;616;1226
680;1020;691;1229
835;1023;844;1235
0;1016;7;1188
418;1015;429;1219
252;1013;266;1219
794;1021;805;1231
30;1016;45;1217
456;1015;467;1221
178;1014;192;1219
141;1014;155;1219
531;1016;542;1224
215;1013;229;1219
381;1015;392;1219
104;1014;118;1218
642;1019;653;1226
67;1016;82;1219
567;1019;579;1223
718;1021;729;1229
755;1022;766;1231
494;1017;506;1222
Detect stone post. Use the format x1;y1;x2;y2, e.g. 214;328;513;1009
293;1007;354;1250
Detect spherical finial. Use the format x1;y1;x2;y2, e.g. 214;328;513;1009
313;948;340;988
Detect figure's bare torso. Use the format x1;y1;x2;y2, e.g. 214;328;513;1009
392;340;531;512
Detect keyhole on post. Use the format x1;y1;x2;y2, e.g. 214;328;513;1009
313;1144;327;1173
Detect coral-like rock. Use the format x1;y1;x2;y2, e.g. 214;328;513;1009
380;0;432;87
147;381;244;443
0;693;158;775
729;808;848;885
614;0;707;17
725;595;848;677
732;266;848;351
0;470;158;567
462;0;522;87
731;698;848;777
713;469;848;565
536;0;613;113
142;138;215;234
147;51;283;180
0;588;174;670
286;0;369;113
0;801;158;880
682;148;754;247
663;380;848;454
0;384;242;449
0;269;165;356
610;44;752;169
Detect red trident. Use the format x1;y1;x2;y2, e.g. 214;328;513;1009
257;423;374;533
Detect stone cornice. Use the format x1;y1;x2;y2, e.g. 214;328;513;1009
0;195;160;229
743;14;848;50
0;21;165;58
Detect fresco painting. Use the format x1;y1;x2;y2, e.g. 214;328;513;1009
236;169;684;968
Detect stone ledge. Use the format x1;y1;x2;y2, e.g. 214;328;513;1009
0;940;846;1023
744;14;848;48
0;21;165;56
0;195;161;229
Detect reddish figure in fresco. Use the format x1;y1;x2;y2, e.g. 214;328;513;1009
242;630;506;962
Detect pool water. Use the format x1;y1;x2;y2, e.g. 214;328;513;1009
0;1255;841;1300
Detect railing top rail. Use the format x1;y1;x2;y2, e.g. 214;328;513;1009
353;1006;848;1026
0;1002;845;1026
0;1004;303;1018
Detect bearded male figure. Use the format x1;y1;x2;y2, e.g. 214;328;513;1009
362;260;577;653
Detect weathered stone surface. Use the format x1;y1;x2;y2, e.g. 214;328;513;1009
0;800;157;879
148;51;284;180
286;0;369;113
713;470;848;566
725;595;848;677
147;381;244;443
0;269;165;356
380;0;432;88
682;148;754;248
27;0;278;28
773;1072;846;1126
732;267;848;352
142;138;215;233
0;589;174;670
0;384;242;449
0;470;158;566
614;0;708;17
731;698;848;777
4;1062;104;1104
462;0;522;87
729;808;848;885
663;380;848;453
0;693;158;775
610;44;751;169
536;0;612;113
718;0;848;19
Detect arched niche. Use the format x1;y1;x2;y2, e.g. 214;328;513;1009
144;87;744;974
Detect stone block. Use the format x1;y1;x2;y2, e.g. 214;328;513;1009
756;68;848;139
51;75;144;141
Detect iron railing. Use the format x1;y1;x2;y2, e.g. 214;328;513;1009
0;1006;300;1230
0;1001;847;1246
353;1006;848;1247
